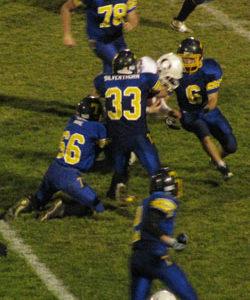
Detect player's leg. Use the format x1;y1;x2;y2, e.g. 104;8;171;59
170;0;196;33
130;276;152;300
130;250;152;300
207;109;237;158
158;261;198;300
63;171;104;213
202;109;236;178
5;163;57;221
133;133;161;176
106;139;130;200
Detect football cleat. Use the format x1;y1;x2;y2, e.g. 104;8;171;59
217;165;233;180
39;199;65;221
5;196;33;221
165;116;180;130
170;20;193;33
115;183;128;202
128;152;137;166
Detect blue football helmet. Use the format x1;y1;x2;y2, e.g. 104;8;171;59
112;49;137;74
77;96;103;121
177;37;203;74
150;167;182;198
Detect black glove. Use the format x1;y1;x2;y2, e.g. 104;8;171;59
0;241;7;257
165;116;180;130
177;233;187;244
202;105;210;114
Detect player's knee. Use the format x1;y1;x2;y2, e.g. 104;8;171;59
224;136;237;154
225;141;237;154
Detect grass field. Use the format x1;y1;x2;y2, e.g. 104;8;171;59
0;0;249;299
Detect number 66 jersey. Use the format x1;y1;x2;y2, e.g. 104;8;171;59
55;115;107;171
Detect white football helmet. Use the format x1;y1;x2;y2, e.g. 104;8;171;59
150;290;176;300
137;56;157;74
157;53;183;90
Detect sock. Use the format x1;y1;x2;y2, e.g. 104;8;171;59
175;0;197;22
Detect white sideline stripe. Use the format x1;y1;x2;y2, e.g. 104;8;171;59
168;1;250;41
0;220;78;300
201;5;250;41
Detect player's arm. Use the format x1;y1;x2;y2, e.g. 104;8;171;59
123;10;139;31
143;208;186;251
203;91;218;113
61;0;79;46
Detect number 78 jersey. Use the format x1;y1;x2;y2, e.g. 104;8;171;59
73;0;137;42
94;73;162;136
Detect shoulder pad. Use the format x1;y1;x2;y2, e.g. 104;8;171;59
150;197;177;214
202;58;222;77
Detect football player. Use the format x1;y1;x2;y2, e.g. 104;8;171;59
170;0;215;33
130;167;198;300
93;49;168;201
170;37;237;180
138;54;183;129
61;0;139;73
5;96;108;221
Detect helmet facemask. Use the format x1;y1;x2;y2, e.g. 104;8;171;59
178;53;202;74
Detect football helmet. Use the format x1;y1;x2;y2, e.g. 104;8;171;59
77;96;103;121
156;53;183;89
137;56;157;74
150;167;182;198
177;37;203;74
112;49;137;74
150;290;176;300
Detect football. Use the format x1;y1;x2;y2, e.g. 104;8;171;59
150;290;177;300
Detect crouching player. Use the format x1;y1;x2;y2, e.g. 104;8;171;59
6;96;108;221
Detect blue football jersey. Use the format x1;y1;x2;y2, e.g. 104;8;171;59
73;0;137;42
175;58;222;111
55;115;107;171
132;191;178;257
94;72;162;136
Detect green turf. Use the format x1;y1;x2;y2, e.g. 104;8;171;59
0;0;249;299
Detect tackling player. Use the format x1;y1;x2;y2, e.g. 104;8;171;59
6;96;108;221
170;0;215;33
93;49;168;202
61;0;139;73
130;167;198;300
170;37;237;180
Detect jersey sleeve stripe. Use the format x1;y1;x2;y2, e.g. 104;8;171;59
127;0;137;11
150;198;177;214
206;78;222;92
152;80;162;93
73;0;83;7
98;139;109;148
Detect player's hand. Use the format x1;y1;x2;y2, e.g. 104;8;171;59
169;109;182;119
165;116;180;130
63;34;76;47
122;21;134;31
146;99;162;114
172;233;187;251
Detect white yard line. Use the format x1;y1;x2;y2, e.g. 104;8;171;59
168;0;250;41
201;4;250;41
0;220;78;300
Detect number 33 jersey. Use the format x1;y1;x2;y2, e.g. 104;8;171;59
94;73;162;137
175;58;222;112
55;116;107;171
